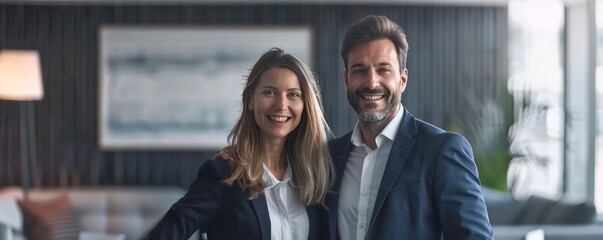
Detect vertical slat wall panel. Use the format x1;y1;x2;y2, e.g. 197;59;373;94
0;4;507;190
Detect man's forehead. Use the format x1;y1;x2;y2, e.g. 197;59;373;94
347;53;399;69
346;39;399;66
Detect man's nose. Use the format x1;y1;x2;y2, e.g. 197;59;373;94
366;69;380;90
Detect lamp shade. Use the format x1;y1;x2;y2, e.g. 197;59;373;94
0;50;43;101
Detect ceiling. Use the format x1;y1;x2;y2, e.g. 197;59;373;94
0;0;589;7
0;0;510;6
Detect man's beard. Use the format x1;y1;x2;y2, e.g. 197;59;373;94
347;86;399;123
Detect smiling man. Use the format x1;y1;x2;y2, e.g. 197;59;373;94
326;15;493;240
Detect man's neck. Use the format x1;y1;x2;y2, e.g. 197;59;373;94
358;106;400;150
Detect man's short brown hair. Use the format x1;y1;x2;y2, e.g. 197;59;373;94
341;15;409;71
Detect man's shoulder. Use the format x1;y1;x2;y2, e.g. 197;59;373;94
399;109;448;138
413;117;444;133
329;132;353;149
409;117;473;158
331;131;353;141
412;117;468;142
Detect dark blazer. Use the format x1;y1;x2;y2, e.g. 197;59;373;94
147;159;327;240
326;109;493;240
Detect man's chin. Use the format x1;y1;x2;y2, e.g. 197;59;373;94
358;112;387;123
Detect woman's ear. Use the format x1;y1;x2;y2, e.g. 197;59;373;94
248;97;254;111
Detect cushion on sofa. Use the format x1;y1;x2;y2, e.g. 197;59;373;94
0;186;197;240
515;195;597;225
542;200;596;224
515;195;556;225
0;197;22;230
481;187;527;225
17;194;80;240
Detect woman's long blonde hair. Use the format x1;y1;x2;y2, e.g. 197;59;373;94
224;48;334;206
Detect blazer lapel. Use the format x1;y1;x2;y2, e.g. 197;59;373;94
330;133;354;193
327;133;354;240
251;193;271;240
368;109;417;230
306;205;321;239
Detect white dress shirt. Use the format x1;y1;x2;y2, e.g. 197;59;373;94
338;107;404;240
263;162;309;240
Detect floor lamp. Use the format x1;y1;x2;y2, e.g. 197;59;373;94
0;50;44;201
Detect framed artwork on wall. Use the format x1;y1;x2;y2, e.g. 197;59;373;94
99;26;312;150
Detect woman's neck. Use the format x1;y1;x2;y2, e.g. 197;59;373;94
262;138;287;181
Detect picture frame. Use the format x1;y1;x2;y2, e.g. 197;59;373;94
99;26;312;150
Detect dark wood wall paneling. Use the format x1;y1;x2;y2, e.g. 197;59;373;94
0;3;508;190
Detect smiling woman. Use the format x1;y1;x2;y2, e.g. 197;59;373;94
249;67;304;143
147;47;334;240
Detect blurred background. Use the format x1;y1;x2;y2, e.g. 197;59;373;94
0;0;602;239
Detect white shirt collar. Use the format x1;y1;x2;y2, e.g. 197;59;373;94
350;105;405;147
262;160;293;189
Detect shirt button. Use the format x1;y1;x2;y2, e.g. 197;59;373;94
360;223;366;228
362;190;368;195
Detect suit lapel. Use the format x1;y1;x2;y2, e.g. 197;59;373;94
251;193;271;240
327;133;354;240
306;206;319;239
331;133;354;193
368;109;417;230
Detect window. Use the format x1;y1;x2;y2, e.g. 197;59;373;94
507;0;565;199
595;0;603;215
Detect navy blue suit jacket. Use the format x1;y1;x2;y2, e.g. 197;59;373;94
147;159;327;240
326;109;493;240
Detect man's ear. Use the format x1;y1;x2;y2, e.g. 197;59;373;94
400;68;408;92
344;68;349;88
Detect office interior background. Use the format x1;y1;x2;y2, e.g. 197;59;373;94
0;0;602;238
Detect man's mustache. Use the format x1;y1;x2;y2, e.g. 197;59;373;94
355;87;389;96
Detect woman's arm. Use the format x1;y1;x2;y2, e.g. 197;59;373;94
147;159;231;240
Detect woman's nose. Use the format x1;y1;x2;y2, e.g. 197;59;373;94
274;94;288;111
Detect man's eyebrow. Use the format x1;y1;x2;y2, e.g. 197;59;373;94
350;63;365;69
378;62;394;67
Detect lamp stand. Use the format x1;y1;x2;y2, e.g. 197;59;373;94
19;101;35;201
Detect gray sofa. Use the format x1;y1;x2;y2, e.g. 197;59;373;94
0;186;199;240
482;187;603;240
